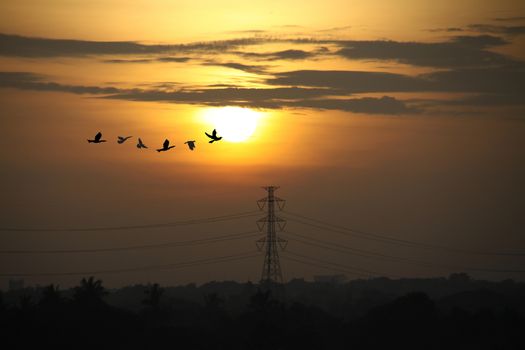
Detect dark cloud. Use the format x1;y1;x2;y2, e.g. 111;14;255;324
0;71;412;114
317;25;352;33
155;57;192;63
239;49;316;60
0;33;266;57
467;24;525;36
4;32;520;72
267;67;525;95
282;96;414;114
335;35;513;68
0;71;122;94
108;89;412;114
444;93;525;106
202;61;268;74
493;17;525;22
423;68;525;94
107;86;331;103
227;29;268;34
103;56;191;64
267;70;428;93
103;58;155;64
427;27;464;33
451;35;508;47
3;59;524;112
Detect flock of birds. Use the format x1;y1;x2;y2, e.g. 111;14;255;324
87;129;222;152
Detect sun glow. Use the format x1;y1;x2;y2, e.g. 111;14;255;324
202;106;261;142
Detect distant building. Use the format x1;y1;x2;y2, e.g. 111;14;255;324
314;274;347;284
9;279;25;291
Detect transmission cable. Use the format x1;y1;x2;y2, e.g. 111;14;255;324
282;211;525;257
0;210;260;232
0;251;260;277
0;230;260;254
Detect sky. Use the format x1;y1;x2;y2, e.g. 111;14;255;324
0;0;524;288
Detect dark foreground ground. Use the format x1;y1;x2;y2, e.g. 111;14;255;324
1;274;524;349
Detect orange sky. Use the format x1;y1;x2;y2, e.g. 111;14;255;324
1;0;524;287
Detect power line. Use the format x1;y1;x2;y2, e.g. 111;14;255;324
282;231;450;270
0;251;260;277
283;250;395;278
281;255;370;278
282;231;525;274
0;230;260;254
0;210;260;232
282;211;525;257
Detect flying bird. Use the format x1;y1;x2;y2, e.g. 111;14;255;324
184;140;196;150
87;132;106;143
157;139;176;152
136;138;148;149
117;136;132;144
205;129;222;143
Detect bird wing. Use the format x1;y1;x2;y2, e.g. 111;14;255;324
163;139;169;148
118;136;124;141
95;132;102;141
212;129;217;137
205;132;213;139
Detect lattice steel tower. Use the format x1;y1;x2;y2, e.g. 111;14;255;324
256;186;287;286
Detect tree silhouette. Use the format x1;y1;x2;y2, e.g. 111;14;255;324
0;290;4;311
73;276;108;308
143;283;163;309
204;292;224;312
38;284;63;308
248;289;273;313
18;294;33;310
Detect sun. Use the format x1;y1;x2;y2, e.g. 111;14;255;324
202;106;260;142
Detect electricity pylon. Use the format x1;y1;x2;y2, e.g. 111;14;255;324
256;186;287;288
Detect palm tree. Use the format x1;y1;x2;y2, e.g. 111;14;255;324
73;276;107;307
143;283;163;309
204;293;224;311
38;284;63;308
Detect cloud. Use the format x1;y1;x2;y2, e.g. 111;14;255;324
0;71;413;114
267;70;428;93
3;32;519;71
0;71;122;94
238;49;316;61
227;29;268;34
467;24;525;36
0;33;266;57
423;68;525;94
444;93;525;106
316;25;352;33
201;61;268;74
429;21;525;36
427;27;464;33
493;17;525;22
103;58;155;64
282;96;414;114
335;35;515;68
103;56;191;64
267;67;525;95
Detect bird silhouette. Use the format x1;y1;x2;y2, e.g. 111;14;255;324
87;132;106;143
117;136;132;144
157;139;175;152
184;140;196;150
205;129;222;143
136;138;148;149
